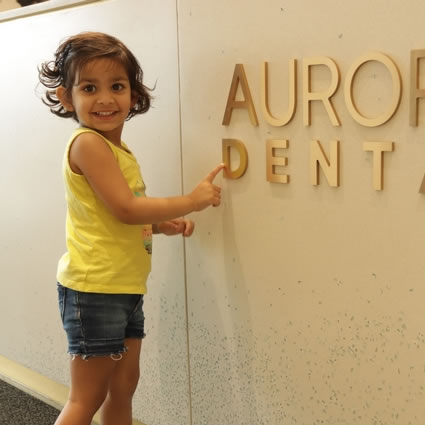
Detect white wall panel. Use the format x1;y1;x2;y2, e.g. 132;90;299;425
0;1;189;424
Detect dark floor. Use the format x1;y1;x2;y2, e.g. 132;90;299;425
0;379;59;425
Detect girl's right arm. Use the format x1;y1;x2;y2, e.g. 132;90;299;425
69;132;224;225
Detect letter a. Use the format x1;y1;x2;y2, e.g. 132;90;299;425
222;64;258;126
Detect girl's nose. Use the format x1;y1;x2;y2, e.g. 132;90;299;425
96;90;114;105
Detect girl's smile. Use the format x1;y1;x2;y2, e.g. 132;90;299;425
92;111;120;120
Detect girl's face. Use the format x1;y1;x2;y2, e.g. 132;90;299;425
57;57;136;144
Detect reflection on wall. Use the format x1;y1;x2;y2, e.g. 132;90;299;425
0;0;20;12
0;0;48;12
17;0;49;6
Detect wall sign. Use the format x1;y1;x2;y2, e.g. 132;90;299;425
222;50;425;192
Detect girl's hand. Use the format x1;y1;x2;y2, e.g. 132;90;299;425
156;218;195;237
189;164;225;211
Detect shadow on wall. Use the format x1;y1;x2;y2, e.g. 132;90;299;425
189;190;259;424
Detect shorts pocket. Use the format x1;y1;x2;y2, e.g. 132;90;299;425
129;295;144;319
57;283;67;323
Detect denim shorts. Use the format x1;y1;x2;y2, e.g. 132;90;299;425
57;283;145;359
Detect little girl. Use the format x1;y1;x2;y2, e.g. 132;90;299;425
39;32;224;425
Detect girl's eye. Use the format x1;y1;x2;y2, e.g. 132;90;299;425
82;85;96;93
112;83;125;91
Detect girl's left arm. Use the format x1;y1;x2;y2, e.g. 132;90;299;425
153;218;195;237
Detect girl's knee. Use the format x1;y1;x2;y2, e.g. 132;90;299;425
68;383;109;411
109;373;139;399
66;395;106;418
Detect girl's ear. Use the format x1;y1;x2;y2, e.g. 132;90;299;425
56;86;74;112
131;91;139;109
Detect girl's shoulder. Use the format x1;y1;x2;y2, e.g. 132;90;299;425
68;127;117;155
67;129;115;175
69;127;108;144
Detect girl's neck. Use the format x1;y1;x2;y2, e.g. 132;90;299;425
82;124;124;147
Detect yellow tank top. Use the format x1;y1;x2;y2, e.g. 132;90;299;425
57;128;152;294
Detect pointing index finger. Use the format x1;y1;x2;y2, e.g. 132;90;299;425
206;163;225;183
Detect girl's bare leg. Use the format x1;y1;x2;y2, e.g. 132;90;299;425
100;338;142;425
54;355;118;425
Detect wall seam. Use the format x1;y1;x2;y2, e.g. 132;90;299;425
175;1;194;425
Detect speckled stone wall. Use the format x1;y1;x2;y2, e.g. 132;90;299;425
179;1;425;424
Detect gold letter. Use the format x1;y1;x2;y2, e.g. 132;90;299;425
363;141;394;190
310;140;340;187
345;52;401;127
261;61;297;126
266;139;289;183
222;139;248;179
222;64;258;126
303;57;341;126
410;49;425;126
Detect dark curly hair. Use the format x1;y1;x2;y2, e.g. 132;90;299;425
38;32;152;121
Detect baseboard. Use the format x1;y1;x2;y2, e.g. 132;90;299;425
0;354;145;425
